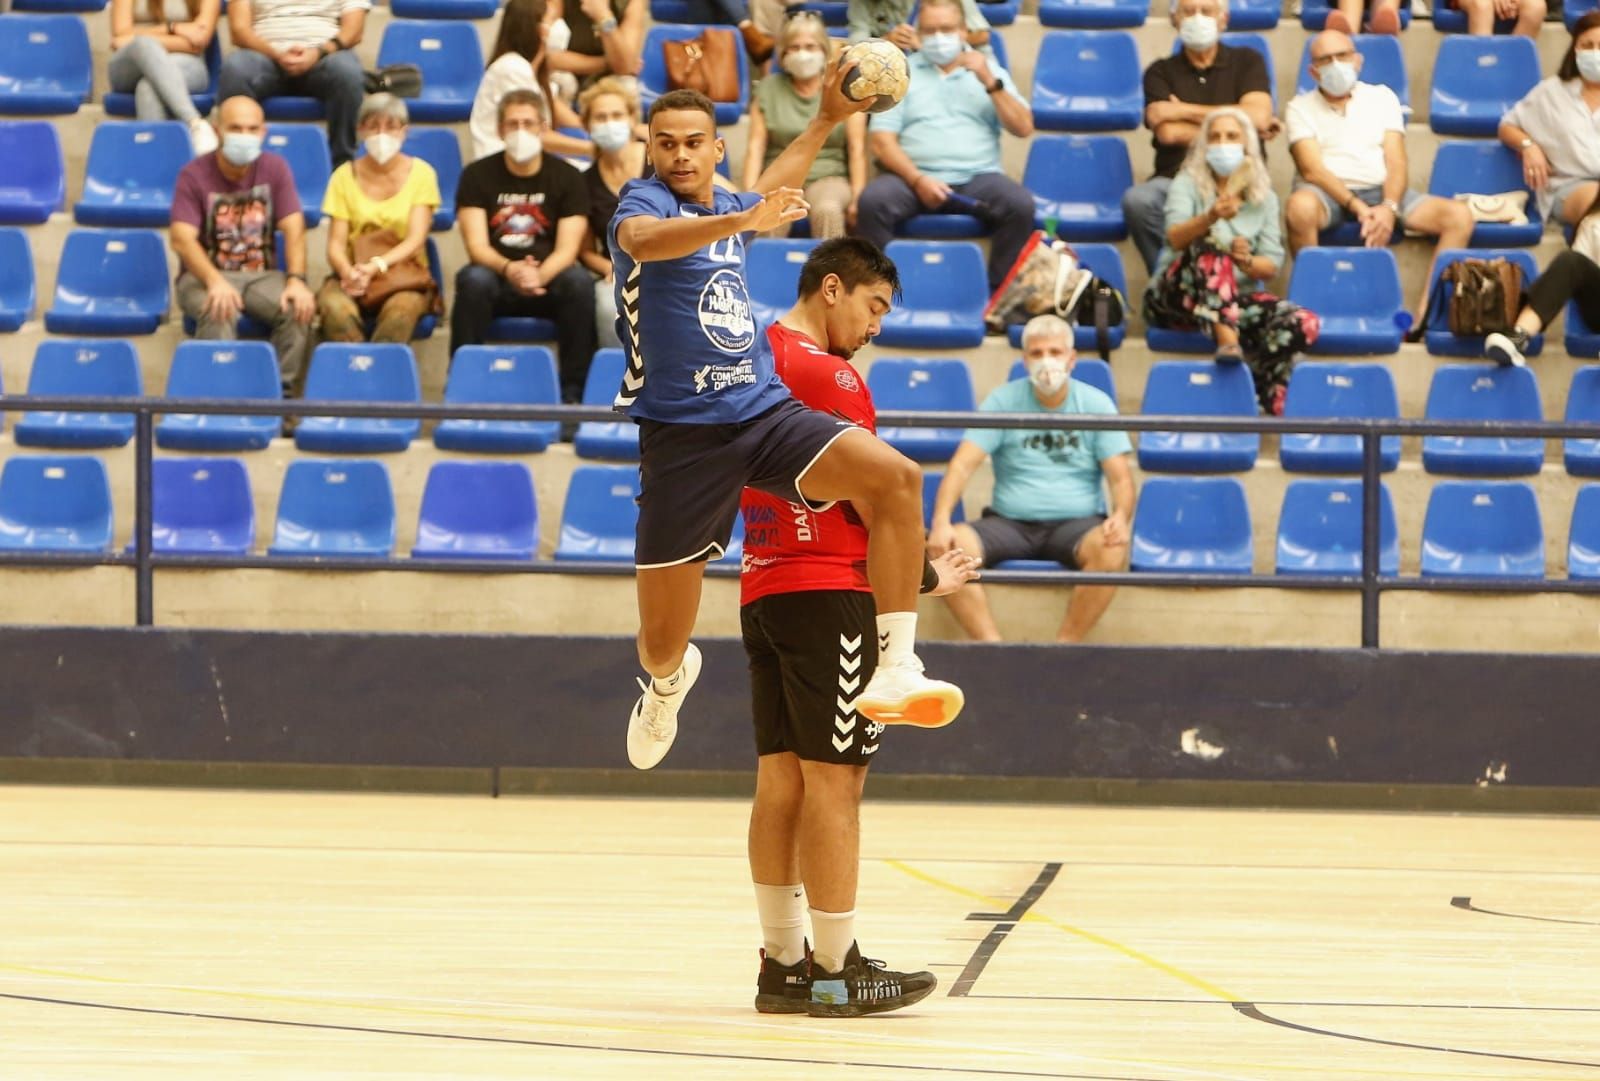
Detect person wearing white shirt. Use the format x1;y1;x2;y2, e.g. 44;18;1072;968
468;0;593;163
1499;12;1600;230
1283;29;1473;326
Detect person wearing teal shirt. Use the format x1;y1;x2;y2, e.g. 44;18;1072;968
927;314;1136;644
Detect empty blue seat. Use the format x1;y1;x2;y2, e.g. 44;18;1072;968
1565;300;1600;359
1032;31;1142;132
747;238;817;328
377;21;483;122
46;228;170;335
413;461;538;561
263;126;331;227
0;228;36;330
14;338;142;448
1422;249;1543;357
1421;480;1543;578
0;455;112;551
1038;0;1147;27
1003;243;1129;354
1432;3;1523;39
555;464;640;561
0;16;91;115
1567;0;1599;30
1130;476;1253;573
1275;478;1398;576
876;241;987;349
404;127;462;231
1294;35;1408;118
1430;36;1539;137
1227;0;1281;29
1567;484;1600;579
13;0;109;11
1022;136;1131;241
75;121;192;228
1280;362;1401;473
1288;248;1403;355
269;459;395;558
1007;356;1116;401
105;36;220;117
157;340;283;452
0;121;64;224
434;345;561;453
295;343;421;453
1427;142;1541;247
868;358;974;462
1300;0;1412;28
1138;361;1260;473
1423;364;1543;476
1563;367;1600;477
391;0;498;16
574;348;640;460
640;26;750;126
146;458;255;554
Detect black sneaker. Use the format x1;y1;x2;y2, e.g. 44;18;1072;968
754;948;811;1014
1485;328;1529;367
806;943;937;1017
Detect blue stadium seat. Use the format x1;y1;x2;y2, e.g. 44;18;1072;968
263;126;332;228
1038;0;1147;30
795;0;849;25
640;26;750;126
405;128;462;231
1566;301;1600;359
747;238;817;328
391;0;498;16
650;0;692;21
1031;31;1142;132
47;229;171;336
378;22;483;122
1567;0;1599;30
413;461;538;561
876;241;987;349
1144;325;1216;354
75;121;192;228
145;458;255;555
1227;0;1281;29
555;464;640;561
269;460;396;558
1421;480;1543;578
1562;367;1600;478
0;228;36;330
1294;35;1408;119
1002;244;1129;354
104;36;220;117
1300;0;1411;29
156;340;283;451
295;343;421;453
1422;364;1544;476
922;470;965;530
1427;142;1541;247
1279;362;1401;473
13;0;108;11
1421;249;1543;357
0;121;65;224
1433;0;1519;35
487;316;558;344
868;357;974;462
1138;361;1261;473
1288;248;1403;355
1275;478;1398;576
1007;357;1117;401
1567;484;1600;579
1130;476;1253;573
262;92;325;122
1022;136;1131;241
574;349;639;460
0;455;113;552
434;345;561;453
1429;36;1539;137
14;338;142;448
896;210;988;241
0;16;91;115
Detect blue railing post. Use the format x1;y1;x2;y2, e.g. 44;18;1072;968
134;407;153;627
1360;426;1381;649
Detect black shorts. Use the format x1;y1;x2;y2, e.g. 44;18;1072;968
635;398;856;568
743;589;883;766
970;509;1106;570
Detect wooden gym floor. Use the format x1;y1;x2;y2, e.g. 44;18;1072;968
1;785;1596;1080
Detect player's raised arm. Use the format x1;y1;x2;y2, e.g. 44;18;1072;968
615;190;810;262
752;53;873;196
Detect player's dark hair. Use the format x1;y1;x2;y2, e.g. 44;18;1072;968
1558;11;1600;81
796;238;903;303
648;89;719;125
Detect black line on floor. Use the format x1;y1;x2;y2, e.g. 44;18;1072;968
948;862;1061;999
1451;895;1600;927
970;994;1600;1013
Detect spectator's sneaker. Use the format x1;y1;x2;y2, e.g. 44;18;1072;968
754;949;812;1014
188;118;218;157
856;655;963;729
626;643;701;770
806;944;937;1018
1485;329;1529;368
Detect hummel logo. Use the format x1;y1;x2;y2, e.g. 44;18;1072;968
839;634;862;652
838;673;860;694
832;733;853;752
834;715;856;736
840;654;861;675
877;632;890;653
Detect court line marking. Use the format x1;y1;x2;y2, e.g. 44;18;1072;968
1451;896;1600;927
951;862;1062;997
970;995;1600;1013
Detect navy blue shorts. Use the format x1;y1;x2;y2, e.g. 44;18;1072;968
635;397;857;568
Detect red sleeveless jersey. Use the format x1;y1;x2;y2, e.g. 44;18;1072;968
739;323;875;605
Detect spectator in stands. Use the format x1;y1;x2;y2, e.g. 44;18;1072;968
316;94;440;345
1145;108;1316;414
451;89;596;403
1284;29;1474;328
1450;0;1545;38
926;314;1135;644
1322;0;1402;35
1485;246;1600;367
1499;12;1600;231
170;95;315;395
470;0;593;163
741;13;865;240
856;0;1034;292
108;0;222;155
578;77;645;349
218;0;367;167
545;0;652;88
1123;0;1276;274
848;0;991;50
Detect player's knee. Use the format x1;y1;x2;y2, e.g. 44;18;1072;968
800;760;867;803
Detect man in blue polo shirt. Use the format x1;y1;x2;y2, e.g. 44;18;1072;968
854;0;1035;291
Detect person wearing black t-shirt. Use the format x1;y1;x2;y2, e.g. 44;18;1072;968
451;88;596;402
1122;0;1277;273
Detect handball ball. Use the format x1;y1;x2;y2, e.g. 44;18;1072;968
840;39;910;114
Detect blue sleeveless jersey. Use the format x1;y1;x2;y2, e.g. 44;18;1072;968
608;177;790;423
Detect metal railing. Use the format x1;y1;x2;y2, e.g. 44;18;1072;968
3;392;1600;648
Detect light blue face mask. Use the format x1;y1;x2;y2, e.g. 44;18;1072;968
921;32;964;67
1206;142;1245;177
1579;49;1600;84
1179;14;1218;51
590;119;632;153
220;132;263;167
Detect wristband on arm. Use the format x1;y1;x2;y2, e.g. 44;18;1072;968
919;554;940;595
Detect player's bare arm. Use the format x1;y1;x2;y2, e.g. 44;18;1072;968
615;189;809;262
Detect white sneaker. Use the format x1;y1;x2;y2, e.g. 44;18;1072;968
627;643;702;770
856;655;964;729
1484;331;1528;368
188;118;219;158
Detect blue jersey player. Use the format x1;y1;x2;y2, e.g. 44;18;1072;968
610;66;965;771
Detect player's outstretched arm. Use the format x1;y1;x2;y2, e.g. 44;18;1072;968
616;192;810;262
752;53;873;196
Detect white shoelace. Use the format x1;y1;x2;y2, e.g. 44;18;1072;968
634;677;675;740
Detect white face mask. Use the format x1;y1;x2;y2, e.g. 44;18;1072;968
364;132;402;165
504;129;543;164
782;47;825;80
1579;49;1600;84
545;16;572;53
1029;357;1070;396
921;32;964;67
1178;13;1218;51
589;119;632;153
1318;59;1358;98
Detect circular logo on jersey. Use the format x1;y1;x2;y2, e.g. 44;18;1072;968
698;268;756;354
834;369;860;393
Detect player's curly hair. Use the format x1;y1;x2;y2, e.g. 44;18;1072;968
797;238;903;304
648;89;718;126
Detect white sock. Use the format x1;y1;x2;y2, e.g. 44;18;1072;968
753;882;807;966
809;907;856;974
650;658;688;696
875;612;917;667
